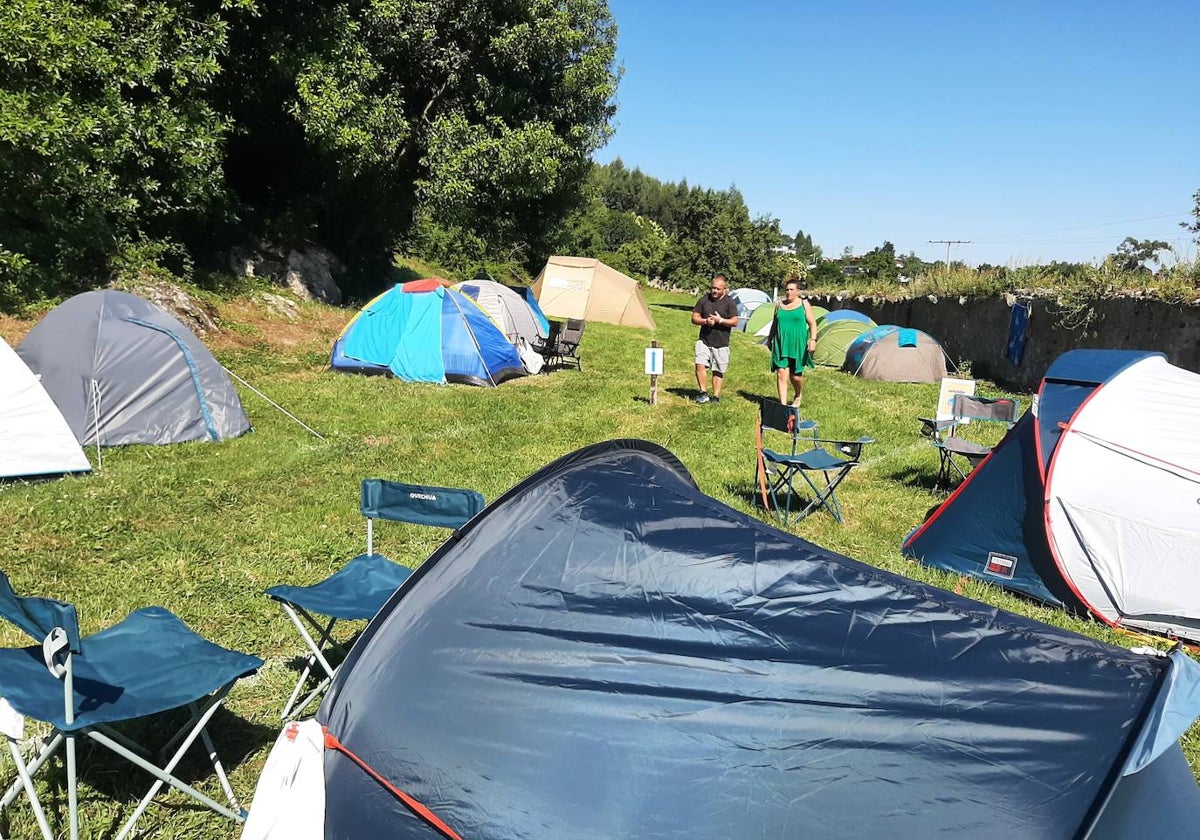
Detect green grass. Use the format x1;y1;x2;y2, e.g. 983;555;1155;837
0;286;1195;837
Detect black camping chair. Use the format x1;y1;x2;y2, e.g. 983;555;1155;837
755;401;873;525
532;320;561;365
542;318;585;370
921;393;1021;490
266;479;484;719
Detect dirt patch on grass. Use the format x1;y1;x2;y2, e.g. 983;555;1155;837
2;294;350;356
0;313;34;345
210;298;349;355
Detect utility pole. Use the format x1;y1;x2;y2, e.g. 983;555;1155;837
928;240;971;277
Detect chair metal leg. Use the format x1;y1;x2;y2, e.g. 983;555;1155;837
279;606;342;719
102;684;245;840
193;703;240;813
67;733;78;840
5;736;57;839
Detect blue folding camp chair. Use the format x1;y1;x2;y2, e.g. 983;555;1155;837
0;571;262;840
266;479;485;719
755;401;874;524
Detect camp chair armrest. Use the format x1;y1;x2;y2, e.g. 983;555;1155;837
919;417;955;439
813;437;873;461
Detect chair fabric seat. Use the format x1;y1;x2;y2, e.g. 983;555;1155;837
0;607;262;731
266;553;411;620
941;437;992;461
764;447;848;472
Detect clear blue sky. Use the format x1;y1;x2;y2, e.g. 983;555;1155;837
597;1;1200;267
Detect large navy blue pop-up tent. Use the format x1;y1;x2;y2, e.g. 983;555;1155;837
903;349;1200;642
244;440;1200;840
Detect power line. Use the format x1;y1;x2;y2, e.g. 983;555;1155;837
971;211;1190;242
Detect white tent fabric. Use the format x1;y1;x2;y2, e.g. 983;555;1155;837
0;337;90;479
730;288;771;330
240;719;325;840
453;279;546;345
1047;356;1200;639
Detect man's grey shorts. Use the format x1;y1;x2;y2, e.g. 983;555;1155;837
695;340;730;374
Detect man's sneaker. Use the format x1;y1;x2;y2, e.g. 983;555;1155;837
710;396;721;404
695;393;710;404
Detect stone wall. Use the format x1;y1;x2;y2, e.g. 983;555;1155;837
809;294;1200;392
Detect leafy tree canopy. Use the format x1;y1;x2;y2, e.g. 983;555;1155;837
0;0;619;306
0;0;238;305
221;0;619;288
555;160;791;289
1110;236;1170;273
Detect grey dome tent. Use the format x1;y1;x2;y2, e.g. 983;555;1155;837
18;290;250;447
243;440;1200;840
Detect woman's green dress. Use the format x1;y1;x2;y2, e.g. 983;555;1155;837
769;304;815;372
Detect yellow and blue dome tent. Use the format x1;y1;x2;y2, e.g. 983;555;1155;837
331;280;525;386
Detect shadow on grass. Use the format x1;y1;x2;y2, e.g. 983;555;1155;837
734;389;776;407
384;264;427;285
665;387;699;401
724;480;835;534
724;480;765;510
652;303;696;312
22;705;277;829
885;465;946;495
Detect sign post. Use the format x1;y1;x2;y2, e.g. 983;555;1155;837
645;341;663;405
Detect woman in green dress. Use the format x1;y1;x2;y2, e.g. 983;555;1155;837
769;279;820;406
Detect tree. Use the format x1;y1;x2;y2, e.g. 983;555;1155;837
220;0;620;283
1182;188;1200;245
0;0;237;304
1110;237;1170;272
792;229;822;266
861;241;898;280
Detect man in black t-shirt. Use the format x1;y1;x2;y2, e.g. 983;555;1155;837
690;274;739;404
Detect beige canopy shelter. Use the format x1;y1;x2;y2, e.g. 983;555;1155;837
532;256;657;330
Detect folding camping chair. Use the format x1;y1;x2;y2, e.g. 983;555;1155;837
266;479;484;719
543;318;585;370
0;571;262;840
921;393;1021;490
755;401;874;524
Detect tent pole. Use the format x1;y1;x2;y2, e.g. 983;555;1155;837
445;293;498;387
90;379;102;470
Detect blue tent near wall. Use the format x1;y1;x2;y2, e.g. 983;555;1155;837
823;308;875;326
330;280;525;386
242;439;1200;840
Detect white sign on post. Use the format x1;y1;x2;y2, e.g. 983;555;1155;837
644;347;664;376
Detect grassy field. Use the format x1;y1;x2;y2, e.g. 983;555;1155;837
0;285;1194;838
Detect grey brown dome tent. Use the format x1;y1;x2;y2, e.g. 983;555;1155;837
18;290;250;447
243;440;1200;840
